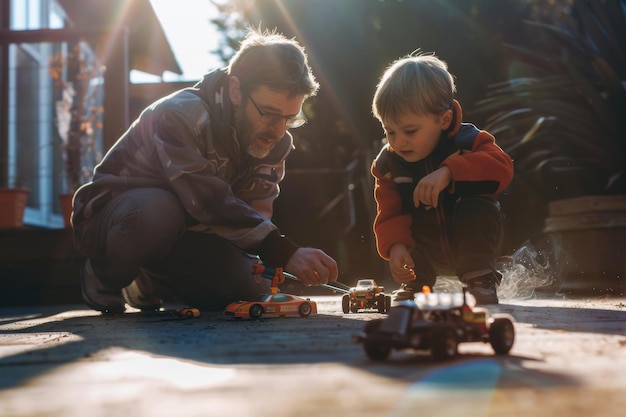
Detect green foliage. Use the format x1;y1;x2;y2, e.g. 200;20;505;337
209;0;250;64
475;0;626;197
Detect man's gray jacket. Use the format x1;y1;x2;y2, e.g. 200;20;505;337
72;68;299;267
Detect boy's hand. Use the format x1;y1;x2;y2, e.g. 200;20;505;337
413;166;451;209
389;243;416;283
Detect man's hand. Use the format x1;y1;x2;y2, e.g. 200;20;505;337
285;247;338;286
389;243;416;283
413;166;451;208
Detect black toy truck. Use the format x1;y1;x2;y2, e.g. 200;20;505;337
353;288;515;361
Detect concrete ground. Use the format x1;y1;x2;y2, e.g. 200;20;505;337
0;293;624;417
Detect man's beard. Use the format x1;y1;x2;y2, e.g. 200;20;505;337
234;106;273;159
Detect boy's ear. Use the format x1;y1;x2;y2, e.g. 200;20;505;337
229;76;242;106
440;109;453;130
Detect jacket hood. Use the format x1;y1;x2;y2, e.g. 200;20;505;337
195;68;233;135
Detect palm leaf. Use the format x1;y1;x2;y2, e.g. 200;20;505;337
474;0;626;194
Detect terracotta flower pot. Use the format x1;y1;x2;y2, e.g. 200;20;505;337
0;188;29;228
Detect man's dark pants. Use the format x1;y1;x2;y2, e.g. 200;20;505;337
73;188;270;309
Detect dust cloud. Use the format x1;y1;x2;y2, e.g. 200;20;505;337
434;236;565;300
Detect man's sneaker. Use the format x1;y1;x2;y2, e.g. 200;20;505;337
122;278;162;311
467;276;499;305
80;260;125;314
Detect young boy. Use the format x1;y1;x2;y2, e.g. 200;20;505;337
370;53;513;304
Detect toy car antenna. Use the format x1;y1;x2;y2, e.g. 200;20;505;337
251;262;284;293
251;261;351;294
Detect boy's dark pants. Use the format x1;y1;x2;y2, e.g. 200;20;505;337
73;188;270;309
409;197;504;287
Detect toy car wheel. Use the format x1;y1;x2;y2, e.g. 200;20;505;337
362;319;391;361
342;294;351;314
384;295;391;313
350;303;359;313
431;324;458;361
376;294;387;313
489;317;515;354
299;302;313;317
249;304;264;319
364;341;392;361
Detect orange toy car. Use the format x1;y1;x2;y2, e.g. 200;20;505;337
223;293;317;319
175;307;200;318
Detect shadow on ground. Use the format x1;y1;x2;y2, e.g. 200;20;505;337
2;295;623;394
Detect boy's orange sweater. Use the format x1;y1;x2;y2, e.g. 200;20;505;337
371;100;514;260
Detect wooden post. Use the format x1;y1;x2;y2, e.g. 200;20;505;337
100;27;129;151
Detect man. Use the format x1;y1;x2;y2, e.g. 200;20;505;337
72;29;338;313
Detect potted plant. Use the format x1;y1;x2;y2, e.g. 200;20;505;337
0;188;29;228
0;138;29;230
474;0;626;295
49;41;104;227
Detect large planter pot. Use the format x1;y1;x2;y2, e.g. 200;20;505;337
0;188;29;228
543;195;626;296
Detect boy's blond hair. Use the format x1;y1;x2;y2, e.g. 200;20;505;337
372;53;456;125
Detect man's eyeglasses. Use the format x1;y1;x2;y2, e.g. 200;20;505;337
248;95;307;129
